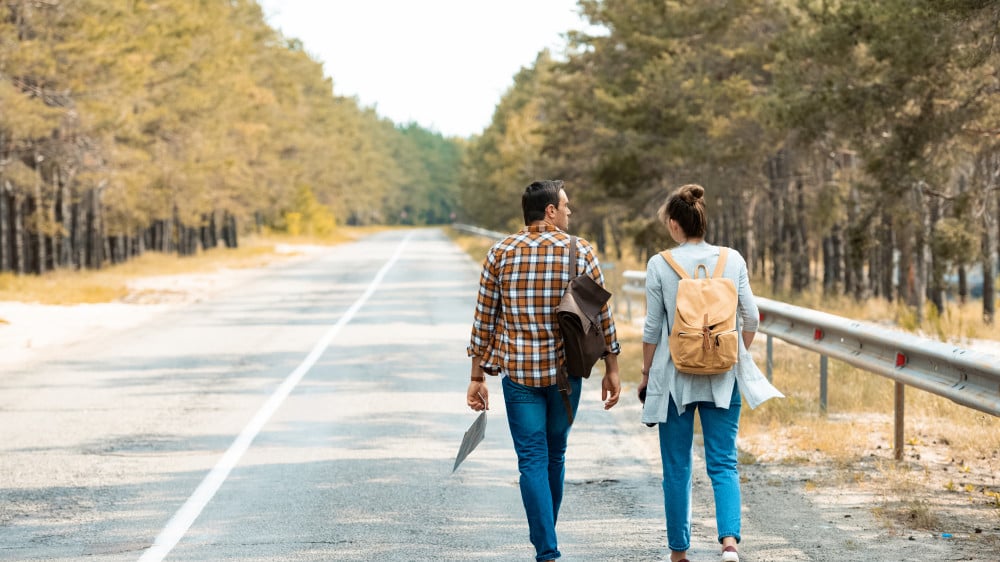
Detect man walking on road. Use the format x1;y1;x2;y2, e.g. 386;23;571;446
466;179;622;562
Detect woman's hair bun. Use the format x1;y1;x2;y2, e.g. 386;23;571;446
679;184;705;204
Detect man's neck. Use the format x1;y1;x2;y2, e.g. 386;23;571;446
529;220;556;229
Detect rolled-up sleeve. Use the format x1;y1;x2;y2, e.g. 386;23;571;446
643;257;665;344
468;247;502;359
736;253;759;332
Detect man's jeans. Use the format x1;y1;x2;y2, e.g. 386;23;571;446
658;383;742;552
502;375;582;562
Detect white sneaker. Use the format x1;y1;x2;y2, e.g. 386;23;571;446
722;546;739;562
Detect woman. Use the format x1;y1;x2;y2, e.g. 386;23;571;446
637;184;781;562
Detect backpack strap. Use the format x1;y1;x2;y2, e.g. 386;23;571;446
661;247;730;279
567;235;578;283
712;247;729;278
659;250;690;279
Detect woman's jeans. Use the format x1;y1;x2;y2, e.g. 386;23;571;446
502;375;582;561
658;383;742;552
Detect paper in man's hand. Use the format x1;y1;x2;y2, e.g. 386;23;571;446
453;410;487;473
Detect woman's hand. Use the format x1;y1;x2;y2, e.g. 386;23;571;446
638;372;649;404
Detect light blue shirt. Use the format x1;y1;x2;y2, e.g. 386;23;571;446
642;241;778;424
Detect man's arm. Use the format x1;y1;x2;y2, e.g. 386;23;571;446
467;248;502;364
579;240;622;356
466;247;501;412
467;357;489;411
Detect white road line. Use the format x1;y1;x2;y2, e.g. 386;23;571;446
138;232;415;562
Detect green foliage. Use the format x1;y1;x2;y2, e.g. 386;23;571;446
282;185;336;237
932;218;981;267
0;0;462;273
460;52;560;232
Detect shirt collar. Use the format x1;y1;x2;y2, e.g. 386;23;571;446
523;224;562;234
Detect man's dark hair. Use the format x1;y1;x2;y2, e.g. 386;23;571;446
521;180;564;225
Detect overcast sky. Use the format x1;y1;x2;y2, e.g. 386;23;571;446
256;0;590;138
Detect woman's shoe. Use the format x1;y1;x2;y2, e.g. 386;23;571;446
721;545;739;562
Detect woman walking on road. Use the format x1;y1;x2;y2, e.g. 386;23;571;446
637;184;781;562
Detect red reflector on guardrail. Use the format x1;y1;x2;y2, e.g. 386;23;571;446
896;353;907;368
814;329;823;340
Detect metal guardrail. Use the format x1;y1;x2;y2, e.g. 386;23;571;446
622;269;1000;459
755;297;1000;417
451;223;507;240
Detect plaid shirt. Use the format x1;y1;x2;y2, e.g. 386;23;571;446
467;224;620;387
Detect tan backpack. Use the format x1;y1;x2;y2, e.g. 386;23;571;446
660;247;739;375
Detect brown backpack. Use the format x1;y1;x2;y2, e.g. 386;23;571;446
660;248;739;375
555;235;611;424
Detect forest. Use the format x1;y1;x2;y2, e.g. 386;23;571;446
3;1;998;327
0;0;462;275
460;0;1000;326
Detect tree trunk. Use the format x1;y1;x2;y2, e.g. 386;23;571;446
73;200;85;269
822;235;835;293
791;177;809;292
743;189;757;278
13;190;25;274
845;186;866;300
225;213;238;248
899;218;914;306
210;211;219;248
957;265;968;305
927;192;944;314
913;185;930;324
878;210;894;301
59;167;73;268
767;151;788;292
88;185;105;269
164;216;174;253
0;181;8;272
33;153;46;274
832;222;844;293
981;151;998;325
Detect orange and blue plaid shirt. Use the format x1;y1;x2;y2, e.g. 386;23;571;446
467;224;620;387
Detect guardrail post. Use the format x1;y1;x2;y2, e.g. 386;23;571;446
819;354;828;415
766;334;773;382
894;382;905;461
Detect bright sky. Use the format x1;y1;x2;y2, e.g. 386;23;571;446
257;0;590;138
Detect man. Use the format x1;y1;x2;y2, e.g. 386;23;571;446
466;179;621;562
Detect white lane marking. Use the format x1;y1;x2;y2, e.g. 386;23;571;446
138;232;414;562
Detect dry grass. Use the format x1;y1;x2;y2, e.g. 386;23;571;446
446;227;496;264
0;226;387;305
759;283;1000;343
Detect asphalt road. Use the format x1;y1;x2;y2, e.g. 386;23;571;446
0;229;973;561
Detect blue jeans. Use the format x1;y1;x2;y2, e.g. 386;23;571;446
658;383;742;552
502;375;582;561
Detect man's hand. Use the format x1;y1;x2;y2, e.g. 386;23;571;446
638;372;649;404
601;371;621;409
601;353;621;409
467;381;489;411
